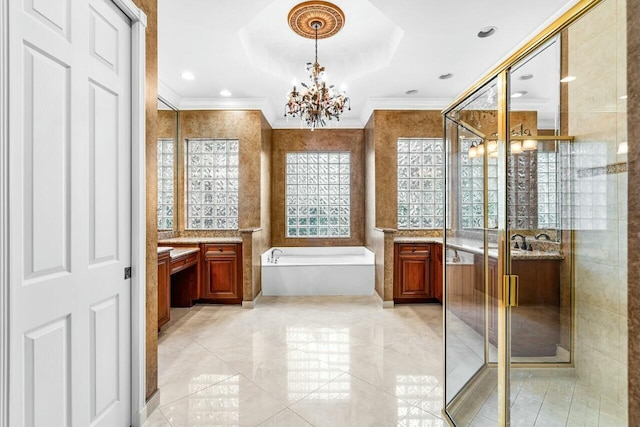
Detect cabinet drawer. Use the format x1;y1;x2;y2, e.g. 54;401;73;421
204;244;238;257
170;253;198;273
398;244;431;255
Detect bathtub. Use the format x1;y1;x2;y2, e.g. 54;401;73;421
261;246;375;296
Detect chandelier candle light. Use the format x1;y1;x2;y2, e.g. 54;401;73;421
285;1;350;130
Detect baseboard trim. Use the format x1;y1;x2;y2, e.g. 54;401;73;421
242;291;262;309
374;291;394;308
135;389;161;427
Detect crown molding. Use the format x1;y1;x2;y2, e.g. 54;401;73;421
359;97;452;124
157;80;182;109
271;117;365;130
178;97;278;126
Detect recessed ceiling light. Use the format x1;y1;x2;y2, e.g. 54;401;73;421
406;89;419;95
560;76;576;82
439;73;454;80
477;26;497;38
220;89;232;97
511;90;528;98
518;74;534;80
620;95;628;99
181;71;195;80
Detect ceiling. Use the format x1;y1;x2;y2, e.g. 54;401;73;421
158;0;577;129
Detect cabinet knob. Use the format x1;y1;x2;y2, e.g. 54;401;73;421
218;247;223;252
412;246;417;252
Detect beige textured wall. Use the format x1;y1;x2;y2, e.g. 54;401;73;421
179;110;263;233
158;109;177;139
132;0;159;402
271;129;365;247
252;116;273;297
569;0;628;416
373;110;443;229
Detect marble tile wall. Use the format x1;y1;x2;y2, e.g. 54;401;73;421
568;0;628;416
627;0;639;423
271;129;365;247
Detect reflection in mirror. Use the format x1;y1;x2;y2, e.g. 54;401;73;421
508;36;565;242
157;98;178;230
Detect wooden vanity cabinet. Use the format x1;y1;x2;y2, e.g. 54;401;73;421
201;243;243;304
157;250;171;330
433;243;443;302
470;255;560;357
394;243;442;303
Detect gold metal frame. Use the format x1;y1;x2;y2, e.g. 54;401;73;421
442;1;604;425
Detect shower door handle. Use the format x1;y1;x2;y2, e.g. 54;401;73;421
503;275;519;307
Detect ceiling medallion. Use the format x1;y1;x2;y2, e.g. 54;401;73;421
285;1;350;130
287;1;345;39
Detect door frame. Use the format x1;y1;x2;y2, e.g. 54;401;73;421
0;1;148;426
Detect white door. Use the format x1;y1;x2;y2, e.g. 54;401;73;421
8;0;132;425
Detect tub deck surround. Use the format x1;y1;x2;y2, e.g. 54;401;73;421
262;247;375;296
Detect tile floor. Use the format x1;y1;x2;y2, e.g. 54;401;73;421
143;296;627;427
144;296;446;427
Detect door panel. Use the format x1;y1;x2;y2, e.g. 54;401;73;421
23;43;71;281
9;0;132;425
24;316;70;427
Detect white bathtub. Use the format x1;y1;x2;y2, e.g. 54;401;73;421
261;246;375;296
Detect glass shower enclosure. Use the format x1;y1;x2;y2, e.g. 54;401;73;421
441;0;628;425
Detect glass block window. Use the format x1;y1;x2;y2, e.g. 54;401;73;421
185;139;239;230
286;152;350;238
157;138;174;230
397;138;446;229
537;151;558;229
459;138;498;229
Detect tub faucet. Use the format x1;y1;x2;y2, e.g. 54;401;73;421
510;234;528;250
535;233;551;241
446;248;461;263
270;248;283;263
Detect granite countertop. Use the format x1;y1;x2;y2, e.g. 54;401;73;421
170;247;200;259
157;246;172;255
394;236;563;260
158;237;243;244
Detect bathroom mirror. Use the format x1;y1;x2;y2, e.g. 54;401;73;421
157;97;178;230
449;37;565;243
508;35;565;242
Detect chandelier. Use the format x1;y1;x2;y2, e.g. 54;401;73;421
285;2;350;130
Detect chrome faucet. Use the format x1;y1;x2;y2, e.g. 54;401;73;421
535;233;551;241
510;234;528;250
446;247;461;263
269;248;283;263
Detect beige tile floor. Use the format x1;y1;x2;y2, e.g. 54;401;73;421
144;296;626;427
144;296;446;427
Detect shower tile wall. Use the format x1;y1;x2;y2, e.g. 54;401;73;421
567;0;627;416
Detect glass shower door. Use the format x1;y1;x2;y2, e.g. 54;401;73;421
443;77;503;426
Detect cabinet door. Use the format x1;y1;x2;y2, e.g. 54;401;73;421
397;254;432;298
202;243;243;303
432;243;443;302
157;254;171;329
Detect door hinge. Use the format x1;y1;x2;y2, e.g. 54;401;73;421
124;267;132;280
503;274;518;307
